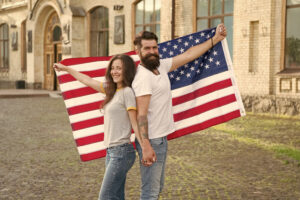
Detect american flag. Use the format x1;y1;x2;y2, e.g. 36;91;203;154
56;27;245;162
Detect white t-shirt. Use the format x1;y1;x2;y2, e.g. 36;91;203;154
132;58;175;139
103;87;136;148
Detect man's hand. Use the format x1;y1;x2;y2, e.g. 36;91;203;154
141;140;157;167
212;23;227;45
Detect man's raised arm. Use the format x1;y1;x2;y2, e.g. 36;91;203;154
170;23;227;72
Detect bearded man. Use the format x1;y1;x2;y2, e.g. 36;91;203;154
132;24;227;200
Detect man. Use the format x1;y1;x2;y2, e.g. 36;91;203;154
132;24;227;200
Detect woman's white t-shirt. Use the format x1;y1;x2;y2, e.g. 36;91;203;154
103;87;136;148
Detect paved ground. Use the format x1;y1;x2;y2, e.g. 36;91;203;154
0;95;300;200
0;89;61;98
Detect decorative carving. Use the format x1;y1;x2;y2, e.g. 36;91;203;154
114;15;125;44
63;23;70;44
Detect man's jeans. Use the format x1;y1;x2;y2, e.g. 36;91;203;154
136;136;168;200
98;143;136;200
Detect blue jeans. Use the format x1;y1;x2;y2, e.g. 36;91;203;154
136;136;168;200
98;143;136;200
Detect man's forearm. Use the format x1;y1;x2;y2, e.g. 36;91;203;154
137;115;149;140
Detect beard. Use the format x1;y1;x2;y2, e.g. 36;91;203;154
140;53;160;71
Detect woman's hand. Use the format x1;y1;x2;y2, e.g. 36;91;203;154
53;63;69;72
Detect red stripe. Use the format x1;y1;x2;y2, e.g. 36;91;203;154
80;149;107;162
71;117;104;131
79;110;241;161
59;69;106;84
76;133;104;146
63;87;99;100
173;94;236;122
168;110;241;140
60;51;136;66
172;79;233;106
61;56;113;66
125;51;137;56
67;101;102;115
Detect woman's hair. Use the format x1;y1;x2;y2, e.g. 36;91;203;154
101;54;136;108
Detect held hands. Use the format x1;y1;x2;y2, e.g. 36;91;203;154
53;63;69;72
141;140;157;167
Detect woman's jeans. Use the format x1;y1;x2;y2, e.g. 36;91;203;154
136;136;168;200
98;143;136;200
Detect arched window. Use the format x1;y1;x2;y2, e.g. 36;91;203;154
284;0;300;69
90;6;109;57
134;0;161;42
0;23;9;70
53;26;62;42
195;0;233;56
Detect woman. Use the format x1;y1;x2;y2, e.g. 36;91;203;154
54;54;142;200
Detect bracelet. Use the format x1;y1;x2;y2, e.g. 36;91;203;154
211;37;214;48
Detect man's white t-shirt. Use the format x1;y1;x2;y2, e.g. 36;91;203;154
132;58;175;139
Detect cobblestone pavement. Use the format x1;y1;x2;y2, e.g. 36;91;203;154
0;97;300;200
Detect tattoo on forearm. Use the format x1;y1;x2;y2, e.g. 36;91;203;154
138;115;149;139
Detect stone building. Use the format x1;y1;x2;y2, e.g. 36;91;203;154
0;0;299;115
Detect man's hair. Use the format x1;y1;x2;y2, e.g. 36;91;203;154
134;31;158;49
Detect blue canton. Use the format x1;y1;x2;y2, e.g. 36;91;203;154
158;28;229;90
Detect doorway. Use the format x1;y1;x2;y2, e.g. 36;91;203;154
44;12;62;90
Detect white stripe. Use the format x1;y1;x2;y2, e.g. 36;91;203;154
77;134;137;155
59;77;106;91
64;93;104;108
173;87;235;114
57;55;140;76
73;125;104;139
171;71;231;98
69;110;103;123
78;141;106;154
130;134;136;142
57;61;110;76
131;55;140;62
175;102;239;131
221;39;246;116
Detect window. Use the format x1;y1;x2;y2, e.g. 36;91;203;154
285;0;300;68
21;20;26;73
134;0;161;42
53;26;62;42
0;23;9;70
90;6;109;57
195;0;233;56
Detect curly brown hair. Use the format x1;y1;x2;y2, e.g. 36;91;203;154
101;54;136;108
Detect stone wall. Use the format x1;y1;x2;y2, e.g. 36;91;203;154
243;95;300;116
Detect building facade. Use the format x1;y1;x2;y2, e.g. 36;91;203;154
0;0;300;115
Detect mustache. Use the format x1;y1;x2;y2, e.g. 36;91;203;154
144;53;159;60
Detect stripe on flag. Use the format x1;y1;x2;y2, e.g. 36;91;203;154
56;28;245;162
